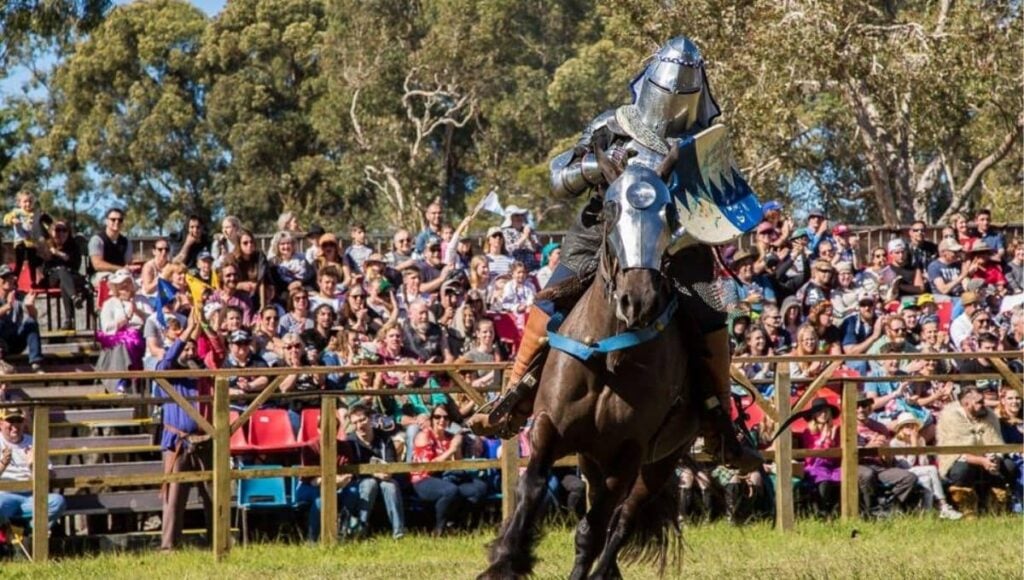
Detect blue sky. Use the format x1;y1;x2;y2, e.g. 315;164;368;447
1;0;226;97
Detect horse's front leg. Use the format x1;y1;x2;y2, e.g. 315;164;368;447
589;451;681;579
478;412;561;580
569;444;641;580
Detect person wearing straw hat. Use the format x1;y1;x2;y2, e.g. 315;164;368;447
889;412;963;519
96;269;149;393
721;248;774;313
0;408;67;531
500;205;539;271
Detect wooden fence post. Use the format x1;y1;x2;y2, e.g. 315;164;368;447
773;365;794;532
498;370;518;520
319;396;339;545
840;380;859;521
31;405;49;562
212;377;232;560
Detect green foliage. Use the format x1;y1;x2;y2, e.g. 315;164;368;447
1;0;1020;234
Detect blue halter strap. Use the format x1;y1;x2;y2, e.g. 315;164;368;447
545;294;679;362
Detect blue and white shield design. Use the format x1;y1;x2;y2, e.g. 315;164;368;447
665;124;763;246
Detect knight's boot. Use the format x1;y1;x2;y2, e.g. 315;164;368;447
466;306;551;437
948;486;978;519
724;482;744;525
698;328;763;474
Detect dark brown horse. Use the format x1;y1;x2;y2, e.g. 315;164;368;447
479;163;703;579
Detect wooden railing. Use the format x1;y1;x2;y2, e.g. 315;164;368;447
0;352;1020;561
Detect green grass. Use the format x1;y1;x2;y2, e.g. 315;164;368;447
8;516;1022;579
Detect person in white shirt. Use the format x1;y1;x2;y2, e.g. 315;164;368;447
949;291;982;350
0;408;66;529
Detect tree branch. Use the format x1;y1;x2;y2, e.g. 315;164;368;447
939;115;1024;223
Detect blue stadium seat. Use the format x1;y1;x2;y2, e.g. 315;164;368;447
236;465;291;544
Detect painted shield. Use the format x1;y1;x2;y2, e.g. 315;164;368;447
665;124;763;246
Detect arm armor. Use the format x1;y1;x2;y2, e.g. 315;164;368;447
549;109;617;198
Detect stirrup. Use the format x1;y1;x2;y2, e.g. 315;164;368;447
486;373;537;423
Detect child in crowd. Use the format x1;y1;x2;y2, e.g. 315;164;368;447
3;190;41;284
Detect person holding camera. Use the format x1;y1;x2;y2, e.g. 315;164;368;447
337;404;405;539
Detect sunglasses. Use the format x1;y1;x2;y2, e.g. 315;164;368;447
890;328;907;334
285;344;302;350
263;315;279;321
432;414;450;420
396;238;411;243
108;217;123;223
910;228;924;233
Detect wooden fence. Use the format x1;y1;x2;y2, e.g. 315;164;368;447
0;352;1020;562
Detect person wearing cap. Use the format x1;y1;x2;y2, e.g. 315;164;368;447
889;412;963;519
155;311;214;550
936;385;1011;517
884;238;926;297
0;265;43;371
535;242;561;289
906;220;938;270
839;292;884;374
414;201;445;256
804;207;831;255
949;291;983;350
190;249;216;288
899;301;922;346
916;293;939;317
88;207;133;288
854;392;920;516
343;222;373;275
973;208;1006;262
223;329;270;397
927;238;968;296
171;215;211;270
753;220;778;254
721;248;775;313
484;225;514;280
796;259;834;316
0;408;67;530
416;235;451;295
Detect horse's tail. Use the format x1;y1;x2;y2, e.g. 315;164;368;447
618;465;683;576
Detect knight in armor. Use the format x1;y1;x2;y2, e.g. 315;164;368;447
467;37;761;472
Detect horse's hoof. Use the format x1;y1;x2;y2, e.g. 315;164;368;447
477;564;526;580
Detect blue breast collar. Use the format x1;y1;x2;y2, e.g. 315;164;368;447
545;294;679;362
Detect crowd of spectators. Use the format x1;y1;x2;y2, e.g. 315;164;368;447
0;190;1020;542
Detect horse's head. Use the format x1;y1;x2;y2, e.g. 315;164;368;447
600;164;681;328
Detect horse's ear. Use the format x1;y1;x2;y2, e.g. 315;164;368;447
657;142;680;181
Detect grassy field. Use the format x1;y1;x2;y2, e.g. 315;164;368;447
7;515;1021;579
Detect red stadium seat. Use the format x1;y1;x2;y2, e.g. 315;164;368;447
247;409;302;453
229;411;255;454
299;408;320;445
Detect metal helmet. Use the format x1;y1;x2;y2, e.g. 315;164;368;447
633;37;708;138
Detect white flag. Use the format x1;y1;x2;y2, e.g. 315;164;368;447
477;189;504;216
